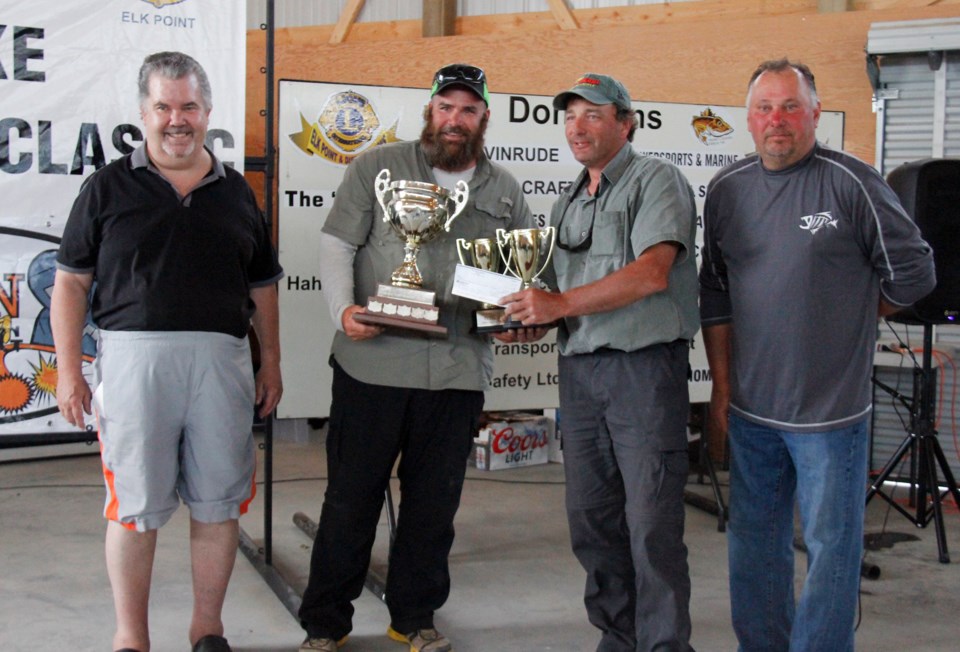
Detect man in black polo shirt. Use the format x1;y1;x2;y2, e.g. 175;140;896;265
51;51;283;652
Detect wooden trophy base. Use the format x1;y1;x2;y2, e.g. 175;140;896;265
353;284;448;337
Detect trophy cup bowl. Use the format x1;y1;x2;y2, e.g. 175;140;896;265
497;226;556;289
353;169;469;337
457;237;511;333
377;169;469;288
469;226;557;334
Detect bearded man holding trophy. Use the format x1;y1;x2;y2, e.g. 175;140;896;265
298;64;539;652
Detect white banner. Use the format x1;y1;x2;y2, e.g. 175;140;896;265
0;0;246;438
277;80;844;418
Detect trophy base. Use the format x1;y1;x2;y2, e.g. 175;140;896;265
355;284;448;337
473;310;557;334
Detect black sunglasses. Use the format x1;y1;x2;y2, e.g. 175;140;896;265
434;64;486;85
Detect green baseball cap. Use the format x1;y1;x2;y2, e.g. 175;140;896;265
553;73;632;111
430;63;490;106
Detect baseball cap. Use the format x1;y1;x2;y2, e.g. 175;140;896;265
431;63;491;106
553;73;632;111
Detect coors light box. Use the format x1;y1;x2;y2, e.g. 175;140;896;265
473;412;553;471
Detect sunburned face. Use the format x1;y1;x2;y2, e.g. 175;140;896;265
746;69;821;171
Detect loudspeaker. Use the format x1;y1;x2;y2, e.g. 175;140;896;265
886;158;960;324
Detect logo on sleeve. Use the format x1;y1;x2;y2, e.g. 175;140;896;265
799;211;838;234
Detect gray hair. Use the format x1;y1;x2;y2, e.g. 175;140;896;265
138;51;212;110
746;58;818;107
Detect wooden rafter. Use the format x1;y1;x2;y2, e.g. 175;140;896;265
330;0;366;44
547;0;579;30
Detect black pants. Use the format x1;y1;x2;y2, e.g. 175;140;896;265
298;360;484;639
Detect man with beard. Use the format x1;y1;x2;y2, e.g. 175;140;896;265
298;64;535;652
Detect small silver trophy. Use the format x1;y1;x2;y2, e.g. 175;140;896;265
456;236;510;333
353;169;469;336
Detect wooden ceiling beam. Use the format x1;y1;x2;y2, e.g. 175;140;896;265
423;0;457;37
547;0;580;30
329;0;365;44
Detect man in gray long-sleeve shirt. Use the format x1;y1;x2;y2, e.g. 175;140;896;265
699;59;935;652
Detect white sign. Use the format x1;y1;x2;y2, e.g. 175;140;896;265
277;80;844;417
0;0;246;439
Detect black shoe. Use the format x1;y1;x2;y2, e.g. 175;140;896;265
192;634;232;652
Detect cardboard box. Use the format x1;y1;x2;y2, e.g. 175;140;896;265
473;412;553;471
544;408;563;464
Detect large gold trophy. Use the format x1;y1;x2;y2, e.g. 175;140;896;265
353;169;469;336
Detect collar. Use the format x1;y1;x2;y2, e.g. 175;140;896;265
130;143;225;179
568;141;635;199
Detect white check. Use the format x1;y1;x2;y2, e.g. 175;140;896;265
452;264;522;306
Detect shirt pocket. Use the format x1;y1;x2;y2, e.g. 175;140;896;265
590;210;627;257
470;196;517;238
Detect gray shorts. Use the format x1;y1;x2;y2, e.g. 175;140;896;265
94;330;256;532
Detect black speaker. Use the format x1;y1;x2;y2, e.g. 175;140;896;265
886;158;960;324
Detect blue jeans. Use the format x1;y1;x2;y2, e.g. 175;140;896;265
727;413;868;652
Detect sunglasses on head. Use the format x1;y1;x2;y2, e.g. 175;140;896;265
434;64;486;85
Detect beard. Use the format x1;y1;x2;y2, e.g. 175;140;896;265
419;106;488;171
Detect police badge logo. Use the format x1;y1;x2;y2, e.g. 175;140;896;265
320;91;380;153
289;90;400;165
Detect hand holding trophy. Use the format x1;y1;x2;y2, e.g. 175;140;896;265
465;226;556;333
353;169;469;336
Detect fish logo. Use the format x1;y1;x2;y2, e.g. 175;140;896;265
799;211;838;234
691;108;734;146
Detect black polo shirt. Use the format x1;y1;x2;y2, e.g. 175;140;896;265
57;146;283;338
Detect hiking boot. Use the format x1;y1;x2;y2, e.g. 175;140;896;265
298;635;347;651
387;626;452;652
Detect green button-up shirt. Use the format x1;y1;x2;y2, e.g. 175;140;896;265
550;143;700;355
323;140;533;391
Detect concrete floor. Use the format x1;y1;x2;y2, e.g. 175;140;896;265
2;424;959;652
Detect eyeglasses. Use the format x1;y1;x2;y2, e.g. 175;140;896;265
555;198;596;253
434;64;486;85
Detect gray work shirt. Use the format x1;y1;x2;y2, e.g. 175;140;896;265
699;143;936;432
322;140;534;391
550;143;700;355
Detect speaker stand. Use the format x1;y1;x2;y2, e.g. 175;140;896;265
867;323;960;563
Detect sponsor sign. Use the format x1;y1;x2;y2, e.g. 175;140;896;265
0;0;246;439
278;79;844;417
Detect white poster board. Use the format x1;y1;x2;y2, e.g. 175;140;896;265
277;79;844;418
0;0;246;441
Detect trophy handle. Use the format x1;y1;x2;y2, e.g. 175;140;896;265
455;238;471;266
443;179;470;232
535;226;557;283
375;169;392;223
496;228;520;279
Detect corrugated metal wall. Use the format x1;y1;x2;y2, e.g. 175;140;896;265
245;0;696;29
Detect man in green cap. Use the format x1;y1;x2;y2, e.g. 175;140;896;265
297;63;535;652
502;73;698;651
